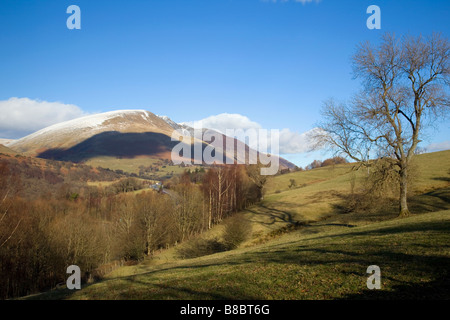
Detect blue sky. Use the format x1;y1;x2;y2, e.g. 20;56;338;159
0;0;449;166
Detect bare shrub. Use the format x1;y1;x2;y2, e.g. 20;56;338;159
176;237;226;259
222;215;252;250
343;158;419;214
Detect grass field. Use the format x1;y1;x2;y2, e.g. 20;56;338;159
25;151;450;300
244;150;450;237
86;156;197;180
31;210;450;300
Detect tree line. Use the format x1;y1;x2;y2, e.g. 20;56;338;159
0;161;263;299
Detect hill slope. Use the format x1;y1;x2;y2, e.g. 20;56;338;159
31;209;450;300
0;144;18;155
8;110;175;157
26;150;450;300
245;150;450;236
7;110;296;170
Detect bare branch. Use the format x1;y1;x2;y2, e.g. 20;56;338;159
313;32;450;216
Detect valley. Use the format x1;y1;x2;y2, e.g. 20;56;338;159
1;108;449;301
1;0;449;307
15;150;450;300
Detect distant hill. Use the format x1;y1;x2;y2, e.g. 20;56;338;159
9;110;175;157
8;110;296;170
0;144;18;155
0;151;125;200
0;139;16;146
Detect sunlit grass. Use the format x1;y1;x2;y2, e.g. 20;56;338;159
35;210;450;300
86;156;199;179
25;151;450;300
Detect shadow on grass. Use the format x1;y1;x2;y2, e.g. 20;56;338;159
340;269;450;300
286;218;450;244
246;204;300;227
432;176;450;182
29;214;449;300
114;276;259;300
328;187;450;224
24;190;450;300
408;188;450;213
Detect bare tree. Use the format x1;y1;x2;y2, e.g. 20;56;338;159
0;162;22;249
246;164;267;201
135;192;172;256
314;33;449;217
172;180;204;241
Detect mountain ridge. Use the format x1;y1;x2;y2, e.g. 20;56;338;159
7;110;297;170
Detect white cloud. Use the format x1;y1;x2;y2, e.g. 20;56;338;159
0;97;86;139
425;140;450;152
183;113;262;133
183;113;316;154
278;127;318;154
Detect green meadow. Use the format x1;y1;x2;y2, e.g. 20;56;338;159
27;151;450;300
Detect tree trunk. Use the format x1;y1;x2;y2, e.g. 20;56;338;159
208;189;212;229
146;240;151;256
399;168;410;217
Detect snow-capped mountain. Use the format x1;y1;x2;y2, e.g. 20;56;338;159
9;110;174;154
7;110;296;169
157;115;181;131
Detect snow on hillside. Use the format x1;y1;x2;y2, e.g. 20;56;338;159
9;110;153;145
0;139;16;146
157;115;180;129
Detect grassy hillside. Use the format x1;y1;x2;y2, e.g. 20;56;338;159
0;143;19;155
32;210;450;300
24;151;450;300
245;150;450;237
266;150;450;196
86;156;197;180
0;152;126;200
